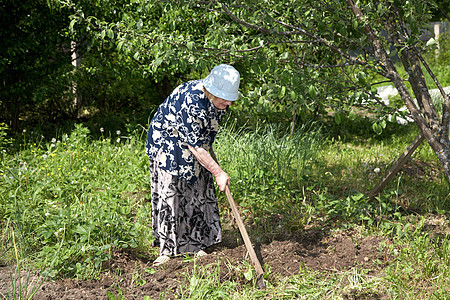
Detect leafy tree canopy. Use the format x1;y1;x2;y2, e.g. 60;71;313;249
0;0;73;129
54;0;443;123
53;0;450;180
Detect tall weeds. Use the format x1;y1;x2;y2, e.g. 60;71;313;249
214;122;323;223
0;124;153;279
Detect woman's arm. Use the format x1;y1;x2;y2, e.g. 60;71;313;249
188;145;230;192
209;145;219;164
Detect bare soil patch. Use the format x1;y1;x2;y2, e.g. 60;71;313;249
0;228;391;299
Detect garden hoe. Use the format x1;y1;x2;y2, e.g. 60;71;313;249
225;186;266;289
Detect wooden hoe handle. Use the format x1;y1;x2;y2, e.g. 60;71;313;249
225;186;266;289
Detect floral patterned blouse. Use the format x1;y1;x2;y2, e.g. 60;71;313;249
146;80;227;183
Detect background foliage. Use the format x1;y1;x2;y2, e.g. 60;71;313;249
1;0;449;134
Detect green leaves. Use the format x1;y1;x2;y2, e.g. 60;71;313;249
187;41;194;51
69;18;77;32
278;86;286;99
348;110;357;121
1;124;151;278
355;72;367;86
372;119;387;135
243;267;254;281
308;85;317;98
19;0;443;146
290;90;298;101
335;112;342;125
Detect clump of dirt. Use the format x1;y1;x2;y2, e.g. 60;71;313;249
0;229;391;299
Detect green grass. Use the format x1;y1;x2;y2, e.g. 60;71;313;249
0;124;155;278
314;124;450;213
174;218;449;299
0;121;449;298
214;121;323;225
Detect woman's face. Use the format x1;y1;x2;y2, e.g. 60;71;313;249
211;97;232;110
204;88;233;110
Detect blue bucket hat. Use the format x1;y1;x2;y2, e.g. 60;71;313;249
203;64;240;101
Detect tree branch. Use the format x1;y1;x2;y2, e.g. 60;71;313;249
386;6;441;134
218;1;372;70
437;3;450;22
413;47;450;139
302;62;356;68
219;3;275;35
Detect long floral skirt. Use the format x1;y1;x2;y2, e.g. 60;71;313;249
149;159;222;256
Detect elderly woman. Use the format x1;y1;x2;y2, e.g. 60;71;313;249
146;64;240;265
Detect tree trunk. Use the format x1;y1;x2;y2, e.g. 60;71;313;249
346;0;450;182
71;40;82;118
12;96;20;132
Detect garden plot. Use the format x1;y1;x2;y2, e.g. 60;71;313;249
0;229;391;299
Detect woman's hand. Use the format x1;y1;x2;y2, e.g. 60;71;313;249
188;145;230;192
214;170;230;192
